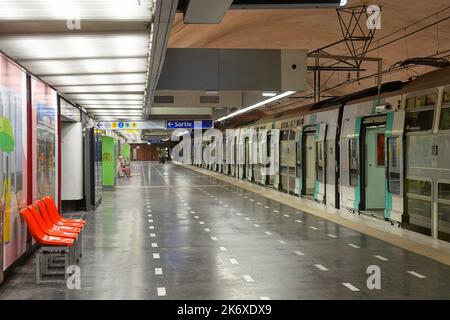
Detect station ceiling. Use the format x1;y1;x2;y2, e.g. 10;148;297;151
0;0;448;133
166;0;450;117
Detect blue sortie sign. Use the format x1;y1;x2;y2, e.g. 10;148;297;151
166;120;213;129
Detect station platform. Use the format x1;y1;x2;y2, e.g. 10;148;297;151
1;161;450;300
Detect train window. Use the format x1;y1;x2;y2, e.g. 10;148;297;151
406;97;415;110
406;179;431;197
426;94;436;106
387;137;401;194
439;183;450;201
438;182;450;241
376;133;385;166
281;130;290;141
349;139;359;187
316;141;324;183
415;96;426;108
444;91;450;104
438;203;450;242
439;107;450;130
405;109;434;131
406;197;432;236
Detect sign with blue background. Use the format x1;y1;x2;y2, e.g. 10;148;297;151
166;120;213;129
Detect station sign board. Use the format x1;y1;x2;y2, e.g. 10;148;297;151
95;121;165;130
165;120;214;129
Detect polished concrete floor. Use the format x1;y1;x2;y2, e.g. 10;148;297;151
1;161;450;299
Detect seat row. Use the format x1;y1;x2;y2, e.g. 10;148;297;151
19;196;86;284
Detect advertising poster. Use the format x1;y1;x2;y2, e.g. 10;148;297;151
0;53;28;270
31;77;58;203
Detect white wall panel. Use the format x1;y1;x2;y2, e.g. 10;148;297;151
61;122;83;200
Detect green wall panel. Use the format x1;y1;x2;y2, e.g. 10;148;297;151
102;136;115;187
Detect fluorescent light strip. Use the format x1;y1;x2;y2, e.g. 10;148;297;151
217;91;295;122
176;130;190;137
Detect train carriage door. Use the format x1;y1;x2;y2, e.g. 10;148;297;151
295;126;304;196
271;129;280;189
304;128;317;196
232;130;240;177
238;129;245;179
365;126;386;211
385;111;405;224
315;123;327;202
248;129;257;182
259;129;269;185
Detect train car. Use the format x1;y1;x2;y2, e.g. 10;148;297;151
401;68;450;241
211;67;450;243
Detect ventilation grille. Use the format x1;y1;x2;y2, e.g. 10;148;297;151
200;95;220;104
154;96;174;103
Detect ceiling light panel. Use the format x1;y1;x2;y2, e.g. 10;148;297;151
22;58;148;75
83;105;143;110
66;93;144;100
58;84;146;93
79;101;143;105
0;35;149;60
0;0;154;20
89;111;143;116
41;73;146;86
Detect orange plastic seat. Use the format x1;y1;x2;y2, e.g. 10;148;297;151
28;205;79;239
35;200;81;233
43;196;86;227
19;207;74;246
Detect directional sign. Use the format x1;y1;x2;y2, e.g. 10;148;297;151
166;120;213;129
95;121;165;130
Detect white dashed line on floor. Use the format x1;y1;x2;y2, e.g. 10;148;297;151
265;231;272;236
348;243;360;249
295;220;303;223
211;236;218;241
278;240;286;244
153;253;160;259
253;224;260;228
199;221;205;225
149;226;154;230
152;243;158;248
219;246;227;251
407;271;426;279
309;226;318;230
230;258;239;265
374;255;389;261
157;287;166;296
273;210;279;213
245;218;251;221
314;264;328;271
150;233;156;237
342;283;360;292
155;268;163;275
243;275;255;283
294;251;304;256
284;214;290;218
204;228;210;232
327;234;337;238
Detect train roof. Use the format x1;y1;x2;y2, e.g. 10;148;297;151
218;66;450;129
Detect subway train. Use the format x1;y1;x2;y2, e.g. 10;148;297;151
194;67;450;243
